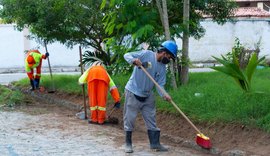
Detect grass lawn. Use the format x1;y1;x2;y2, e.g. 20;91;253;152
14;68;270;132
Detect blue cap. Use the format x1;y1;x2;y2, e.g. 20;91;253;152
161;40;178;58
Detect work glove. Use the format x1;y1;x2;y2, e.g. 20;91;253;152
114;102;121;109
45;52;49;57
138;62;152;69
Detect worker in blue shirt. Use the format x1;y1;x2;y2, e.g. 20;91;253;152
123;40;178;153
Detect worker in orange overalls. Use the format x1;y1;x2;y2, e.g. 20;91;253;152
78;61;121;124
25;49;49;90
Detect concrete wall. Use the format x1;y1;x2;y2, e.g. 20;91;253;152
0;24;80;69
1;18;270;69
176;18;270;62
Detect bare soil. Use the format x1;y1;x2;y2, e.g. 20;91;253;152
19;88;270;155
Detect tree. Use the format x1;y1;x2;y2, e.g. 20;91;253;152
0;0;120;66
181;0;190;85
156;0;177;89
101;0;236;85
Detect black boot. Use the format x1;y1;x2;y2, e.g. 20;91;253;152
125;131;133;153
34;78;40;89
30;79;35;91
148;130;168;152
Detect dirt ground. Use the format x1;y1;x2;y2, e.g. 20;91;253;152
44;90;270;156
10;86;270;156
0;93;208;156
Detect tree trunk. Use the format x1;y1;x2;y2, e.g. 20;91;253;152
156;0;177;89
181;0;190;85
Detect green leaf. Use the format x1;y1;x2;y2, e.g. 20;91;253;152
246;54;265;83
211;55;250;92
100;0;107;9
212;56;244;79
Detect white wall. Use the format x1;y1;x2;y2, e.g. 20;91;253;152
0;24;25;68
175;18;270;62
1;19;270;68
0;24;80;68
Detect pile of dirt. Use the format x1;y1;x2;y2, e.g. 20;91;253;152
20;88;270;155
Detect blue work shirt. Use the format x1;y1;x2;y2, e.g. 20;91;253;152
124;50;166;98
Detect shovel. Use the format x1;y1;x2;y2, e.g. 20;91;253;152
140;64;211;149
79;46;87;119
44;43;55;93
106;106;119;124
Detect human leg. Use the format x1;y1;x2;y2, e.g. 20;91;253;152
27;69;35;90
88;80;98;123
141;94;168;152
123;90;140;153
35;61;42;89
96;80;109;124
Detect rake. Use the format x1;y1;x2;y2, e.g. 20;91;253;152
140;64;211;149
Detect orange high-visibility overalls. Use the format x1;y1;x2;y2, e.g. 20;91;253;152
25;50;46;80
79;65;120;124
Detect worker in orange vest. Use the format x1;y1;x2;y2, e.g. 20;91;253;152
78;61;121;124
25;49;49;90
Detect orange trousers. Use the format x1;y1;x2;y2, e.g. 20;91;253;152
27;59;43;80
88;79;109;124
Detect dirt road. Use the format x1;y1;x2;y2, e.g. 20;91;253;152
0;100;207;156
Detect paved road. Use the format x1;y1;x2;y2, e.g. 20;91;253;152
0;102;206;156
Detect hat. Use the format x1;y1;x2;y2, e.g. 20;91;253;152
27;55;36;67
161;40;178;59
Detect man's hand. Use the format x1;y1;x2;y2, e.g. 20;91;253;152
163;94;172;102
114;102;121;109
138;62;152;69
45;52;49;57
142;43;149;50
133;58;142;67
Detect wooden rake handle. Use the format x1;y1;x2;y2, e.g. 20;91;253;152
44;43;53;79
140;65;202;134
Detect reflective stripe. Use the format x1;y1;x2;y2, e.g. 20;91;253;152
109;86;117;91
36;74;41;76
90;106;106;111
97;106;106;111
90;106;98;111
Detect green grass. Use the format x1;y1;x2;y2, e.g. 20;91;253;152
14;75;82;94
0;85;26;107
14;68;270;132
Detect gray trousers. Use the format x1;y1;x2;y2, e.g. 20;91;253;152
123;89;160;132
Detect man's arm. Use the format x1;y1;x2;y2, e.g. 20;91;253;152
156;68;172;101
124;50;147;65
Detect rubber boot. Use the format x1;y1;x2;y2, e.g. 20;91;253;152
148;130;168;152
125;131;133;153
34;78;40;89
30;79;35;91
